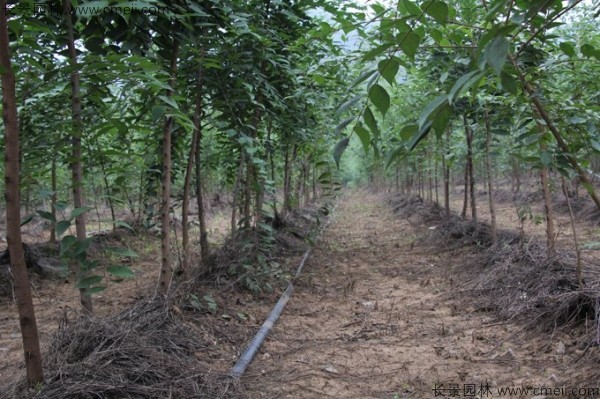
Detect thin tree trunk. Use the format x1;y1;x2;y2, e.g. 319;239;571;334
561;177;583;289
157;40;179;295
540;141;556;255
434;154;439;204
97;149;116;232
282;146;292;215
484;109;497;243
312;163;317;201
0;4;45;384
461;163;469;218
464;114;477;223
64;0;92;313
181;112;199;278
194;126;209;264
304;163;310;205
266;122;279;217
193;67;209;265
512;159;521;194
443;129;450;216
231;150;245;234
50;157;57;243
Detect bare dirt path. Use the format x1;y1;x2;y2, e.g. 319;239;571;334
240;190;593;398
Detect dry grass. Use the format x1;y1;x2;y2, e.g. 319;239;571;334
388;192;600;347
7;296;237;399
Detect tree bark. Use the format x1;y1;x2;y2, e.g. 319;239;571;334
156;40;179;295
0;3;45;384
64;0;92;313
50;157;57;243
193;67;209;266
181;113;198;278
443;128;450;216
463;114;477;223
282;146;292;215
540;141;556;255
461;163;469;218
561;177;583;289
484;109;497;243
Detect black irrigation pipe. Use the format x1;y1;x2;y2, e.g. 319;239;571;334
230;204;336;379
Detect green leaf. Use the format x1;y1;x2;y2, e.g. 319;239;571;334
559;42;576;57
540;151;552;166
60;235;77;255
335;116;356;135
400;124;418;140
590;140;600;153
158;95;179;110
106;247;138;258
107;265;135;278
363;106;380;138
581;44;597;58
114;220;134;231
70;207;92;220
37;210;56;223
408;121;433;150
20;214;35;227
386;144;406;169
368;84;390;117
398;31;420;60
485;35;509;75
378;58;400;86
500;71;518;94
432;103;452;137
351;69;377;88
362;42;394;62
56;220;71;237
417;95;448;130
354;125;371;153
333;137;350;168
336;96;362;115
398;0;421;16
77;275;104;289
448;70;485;103
422;0;448;24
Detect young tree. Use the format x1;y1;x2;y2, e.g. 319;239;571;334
0;0;44;384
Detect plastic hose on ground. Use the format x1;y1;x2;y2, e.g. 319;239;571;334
230;205;335;379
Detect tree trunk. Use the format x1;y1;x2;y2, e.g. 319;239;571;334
443;128;450;215
193;68;209;266
484;109;497;243
282;146;292;215
231;150;246;234
434;154;439;204
194;125;209;265
50;157;57;243
540;141;556;255
64;0;92;313
97;148;116;232
464;114;477;223
181;114;199;278
461;163;469;218
512;159;521;194
561;177;583;289
156;40;179;295
0;4;45;384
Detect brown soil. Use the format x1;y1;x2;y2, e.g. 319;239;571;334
239;190;598;398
